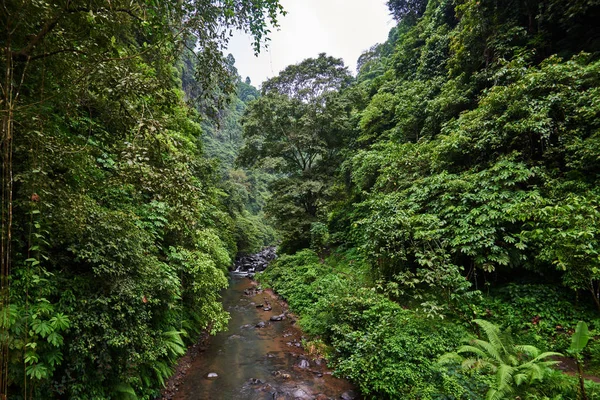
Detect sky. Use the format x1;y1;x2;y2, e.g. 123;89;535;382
227;0;395;87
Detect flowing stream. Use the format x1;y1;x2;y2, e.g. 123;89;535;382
171;275;358;400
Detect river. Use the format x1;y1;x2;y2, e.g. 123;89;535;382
170;275;358;400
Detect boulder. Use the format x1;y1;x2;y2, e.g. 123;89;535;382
270;313;285;321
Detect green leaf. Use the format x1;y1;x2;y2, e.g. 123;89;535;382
50;313;70;331
569;321;590;354
32;319;53;338
26;363;48;380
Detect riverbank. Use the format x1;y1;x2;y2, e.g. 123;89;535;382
257;249;600;399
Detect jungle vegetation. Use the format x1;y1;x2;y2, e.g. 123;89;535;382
2;0;600;399
249;0;600;398
0;0;283;398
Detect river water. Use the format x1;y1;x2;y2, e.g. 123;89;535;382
172;275;357;400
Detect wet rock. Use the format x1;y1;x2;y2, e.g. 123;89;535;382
270;313;285;321
256;321;266;328
292;388;311;399
272;370;291;379
263;306;272;311
340;391;357;400
295;359;310;369
232;246;277;274
255;303;264;308
206;372;218;379
248;378;263;385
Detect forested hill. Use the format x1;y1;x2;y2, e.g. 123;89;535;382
189;56;278;255
0;1;284;399
244;0;600;398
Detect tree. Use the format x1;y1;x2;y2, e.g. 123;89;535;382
239;54;354;251
386;0;428;23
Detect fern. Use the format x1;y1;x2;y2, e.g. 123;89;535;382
113;382;138;400
440;319;562;399
153;360;173;387
162;328;186;359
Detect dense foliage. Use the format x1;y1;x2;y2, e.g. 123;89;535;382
259;251;600;399
0;1;283;399
246;0;600;398
193;57;278;254
239;54;355;252
3;0;600;398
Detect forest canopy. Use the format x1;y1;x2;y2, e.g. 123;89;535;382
245;0;600;398
2;0;600;399
0;0;283;398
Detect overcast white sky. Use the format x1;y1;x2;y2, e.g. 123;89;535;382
227;0;395;87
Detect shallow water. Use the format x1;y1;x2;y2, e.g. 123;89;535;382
172;276;357;400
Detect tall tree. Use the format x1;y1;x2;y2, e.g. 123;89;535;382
239;54;354;252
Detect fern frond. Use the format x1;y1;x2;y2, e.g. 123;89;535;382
496;363;515;392
514;372;527;386
514;344;540;358
474;319;509;357
163;329;186;358
457;344;488;359
113;382;138;400
471;339;504;364
153;360;174;387
529;351;562;364
438;352;463;365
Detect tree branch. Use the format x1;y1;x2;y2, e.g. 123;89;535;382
13;13;62;60
13;48;88;62
12;6;143;61
65;7;143;22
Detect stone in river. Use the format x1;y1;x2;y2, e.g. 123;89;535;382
206;372;218;379
270;313;285;321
